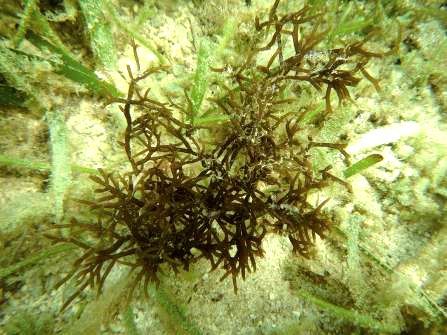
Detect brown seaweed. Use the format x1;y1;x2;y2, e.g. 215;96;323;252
48;0;397;310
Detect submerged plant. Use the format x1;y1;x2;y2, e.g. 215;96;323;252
47;0;398;310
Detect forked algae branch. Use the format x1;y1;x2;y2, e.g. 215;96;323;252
45;0;399;311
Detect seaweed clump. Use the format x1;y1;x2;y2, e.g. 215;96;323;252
49;0;397;310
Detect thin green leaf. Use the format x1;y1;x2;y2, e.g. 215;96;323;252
294;288;402;333
189;40;211;125
13;0;39;47
78;0;117;70
0;154;99;175
343;154;383;178
26;33;121;97
123;306;140;335
0;244;76;279
150;285;203;335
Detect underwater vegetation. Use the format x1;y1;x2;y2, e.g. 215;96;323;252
44;0;400;310
1;0;446;334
